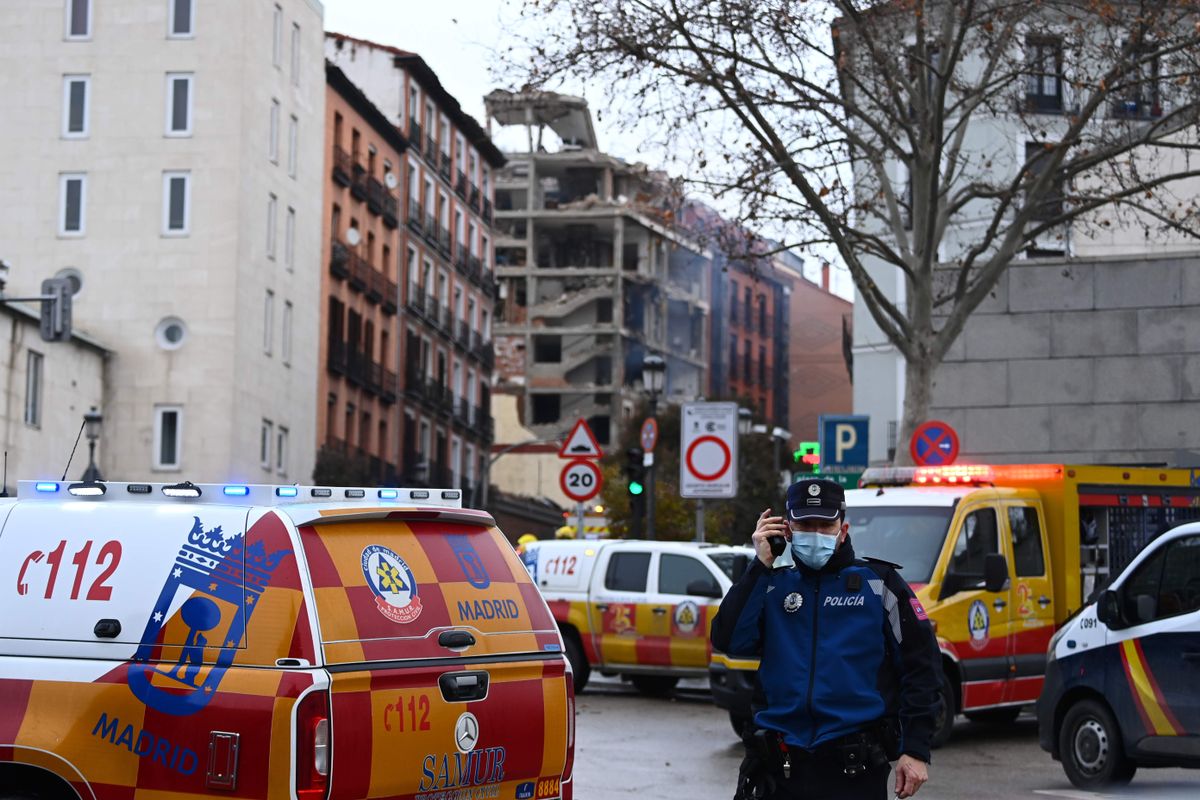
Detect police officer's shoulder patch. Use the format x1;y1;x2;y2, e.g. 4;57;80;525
861;555;903;571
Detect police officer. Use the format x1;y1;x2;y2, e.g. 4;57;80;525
712;478;942;799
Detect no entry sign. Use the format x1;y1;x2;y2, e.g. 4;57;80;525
680;402;739;498
910;420;960;466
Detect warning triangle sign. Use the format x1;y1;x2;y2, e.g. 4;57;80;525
559;418;603;459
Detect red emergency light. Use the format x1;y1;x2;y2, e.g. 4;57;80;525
801;453;820;466
913;465;995;485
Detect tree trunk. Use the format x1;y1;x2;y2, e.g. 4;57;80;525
894;356;937;466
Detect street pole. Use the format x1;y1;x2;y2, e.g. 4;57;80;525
646;395;657;540
694;498;705;543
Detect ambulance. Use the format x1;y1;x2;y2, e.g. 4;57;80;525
709;463;1200;746
0;480;575;800
1038;520;1200;788
520;539;753;695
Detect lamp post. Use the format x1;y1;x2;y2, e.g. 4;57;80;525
752;423;792;491
737;407;753;491
81;406;103;482
641;354;666;540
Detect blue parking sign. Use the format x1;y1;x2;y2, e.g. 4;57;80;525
819;415;869;472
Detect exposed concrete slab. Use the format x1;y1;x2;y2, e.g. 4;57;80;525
1050;310;1140;358
1009;359;1093;405
964;313;1051;360
1094;356;1183;403
1008;263;1094;312
1095;258;1182;309
931;361;1007;408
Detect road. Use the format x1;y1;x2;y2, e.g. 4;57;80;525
571;677;1198;799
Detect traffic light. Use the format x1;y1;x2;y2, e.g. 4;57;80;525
794;441;820;474
625;447;645;495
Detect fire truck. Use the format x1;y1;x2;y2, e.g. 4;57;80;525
710;463;1200;745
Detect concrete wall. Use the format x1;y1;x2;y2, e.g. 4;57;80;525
930;252;1200;463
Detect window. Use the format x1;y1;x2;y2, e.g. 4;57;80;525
169;0;194;37
266;193;277;258
165;73;193;136
272;4;282;67
758;295;767;335
533;336;563;363
162;171;190;234
154;406;183;469
758;345;767;387
260;419;273;467
1025;37;1063;113
1114;44;1161;118
659;554;718;596
24;351;43;427
1024;142;1064;221
290;23;301;86
269;99;280;162
285;206;295;270
949;508;1000;587
62;75;89;137
1008;506;1046;576
66;0;91;39
287;115;298;177
729;336;738;381
531;394;560;424
605;552;651;592
59;173;86;235
276;426;288;475
263;289;276;354
282;300;293;364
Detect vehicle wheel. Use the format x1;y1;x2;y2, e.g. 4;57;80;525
965;706;1022;725
729;713;751;738
630;675;678;697
930;671;956;749
1059;698;1137;789
562;633;590;693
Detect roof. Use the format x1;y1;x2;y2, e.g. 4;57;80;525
484;89;598;150
325;62;409;157
326;33;506;168
0;301;109;356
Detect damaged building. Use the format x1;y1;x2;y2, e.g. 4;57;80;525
485;90;711;446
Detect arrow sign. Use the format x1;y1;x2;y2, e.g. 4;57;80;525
559;418;603;459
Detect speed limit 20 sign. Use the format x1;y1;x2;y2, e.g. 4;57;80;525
560;459;602;502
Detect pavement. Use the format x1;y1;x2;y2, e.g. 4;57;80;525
570;676;1199;799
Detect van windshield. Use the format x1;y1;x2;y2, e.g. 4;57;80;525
846;506;954;583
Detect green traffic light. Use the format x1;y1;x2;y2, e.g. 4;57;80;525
628;481;644;495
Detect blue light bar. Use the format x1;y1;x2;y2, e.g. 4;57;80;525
378;489;398;500
276;487;299;497
223;485;250;497
35;482;60;493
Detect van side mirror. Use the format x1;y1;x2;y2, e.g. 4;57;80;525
686;579;723;599
983;554;1009;594
1095;590;1119;626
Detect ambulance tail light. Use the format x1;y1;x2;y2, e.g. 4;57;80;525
563;668;576;784
295;690;330;800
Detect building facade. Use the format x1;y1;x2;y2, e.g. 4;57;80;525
484;90;711;449
319;63;405;486
325;34;503;500
0;0;325;482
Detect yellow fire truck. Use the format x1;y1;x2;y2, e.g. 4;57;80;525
710;463;1200;745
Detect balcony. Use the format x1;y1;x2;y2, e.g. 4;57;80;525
426;134;437;159
483;199;493;224
381;274;398;315
440;151;452;180
406;283;426;317
469;185;481;214
366;177;385;215
453;397;471;426
381;367;399;404
350;163;368;202
456;320;471;348
437;226;452;255
329;238;350;280
408;200;424;234
346;248;369;293
409;120;423;153
455;170;468;199
327;339;348;375
424;214;439;248
331;146;353;187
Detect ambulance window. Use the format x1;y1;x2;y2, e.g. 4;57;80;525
605;552;650;592
660;554;719;596
1146;535;1200;621
1008;506;1046;576
950;508;999;584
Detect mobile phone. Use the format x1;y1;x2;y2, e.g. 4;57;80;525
769;536;787;557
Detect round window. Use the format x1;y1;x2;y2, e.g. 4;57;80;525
155;317;188;350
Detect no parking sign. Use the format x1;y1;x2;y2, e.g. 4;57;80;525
910;420;960;466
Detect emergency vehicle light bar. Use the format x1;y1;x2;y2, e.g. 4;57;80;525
859;465;996;487
16;481;466;508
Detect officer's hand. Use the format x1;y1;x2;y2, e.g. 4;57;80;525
894;754;928;798
751;508;788;567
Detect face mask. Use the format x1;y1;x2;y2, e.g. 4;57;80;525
790;530;839;570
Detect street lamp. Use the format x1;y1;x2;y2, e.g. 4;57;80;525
81;406;103;482
752;423;792;491
737;407;753;436
641;354;666;539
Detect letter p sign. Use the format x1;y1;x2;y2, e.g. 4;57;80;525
835;424;857;462
819;415;869;472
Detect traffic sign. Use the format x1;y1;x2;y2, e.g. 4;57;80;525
640;418;659;452
910;420;960;466
559;418;603;459
820;415;869;474
680;402;739;498
560;459;603;502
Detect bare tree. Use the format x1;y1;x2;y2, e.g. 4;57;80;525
511;0;1200;461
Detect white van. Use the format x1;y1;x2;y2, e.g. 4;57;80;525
1037;521;1200;788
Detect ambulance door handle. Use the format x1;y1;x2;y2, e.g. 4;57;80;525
438;629;476;649
439;671;490;702
993;599;1007;610
1038;596;1051;607
94;619;121;639
595;603;609;612
652;607;668;615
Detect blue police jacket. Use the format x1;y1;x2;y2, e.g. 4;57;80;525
711;536;941;763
